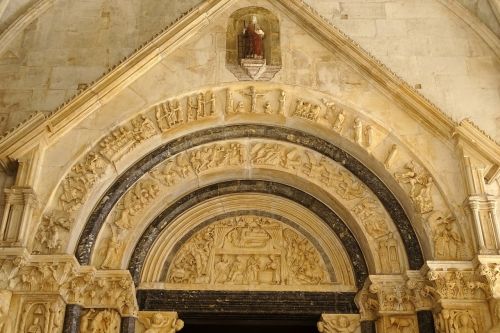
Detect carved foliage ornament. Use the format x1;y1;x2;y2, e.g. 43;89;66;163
0;257;137;316
426;270;489;300
166;216;332;289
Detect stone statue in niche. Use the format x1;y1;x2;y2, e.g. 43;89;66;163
226;7;281;80
243;15;265;59
166;216;331;288
240;15;266;79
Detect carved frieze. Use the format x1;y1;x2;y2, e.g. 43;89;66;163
435;309;480;333
80;309;120;333
94;139;395;271
16;294;65;333
59;152;107;212
317;313;361;333
380;315;418;333
137;311;184;333
426;269;489;300
156;90;217;132
166;216;332;289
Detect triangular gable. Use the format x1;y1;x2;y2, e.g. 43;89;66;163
0;0;498;166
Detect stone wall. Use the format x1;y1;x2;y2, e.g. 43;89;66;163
0;0;498;141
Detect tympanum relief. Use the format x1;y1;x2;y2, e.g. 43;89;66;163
166;216;333;291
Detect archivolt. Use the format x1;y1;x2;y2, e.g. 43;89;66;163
75;124;424;275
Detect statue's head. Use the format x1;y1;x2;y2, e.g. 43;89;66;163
337;316;349;328
252;15;257;24
459;313;470;326
152;313;163;325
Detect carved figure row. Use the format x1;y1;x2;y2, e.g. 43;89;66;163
95;140;398;270
156;90;217;131
250;143;367;201
166;216;331;287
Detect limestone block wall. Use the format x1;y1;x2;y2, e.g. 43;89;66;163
0;0;498;142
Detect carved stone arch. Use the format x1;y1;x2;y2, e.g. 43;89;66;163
32;82;473;267
74;125;425;275
129;182;367;288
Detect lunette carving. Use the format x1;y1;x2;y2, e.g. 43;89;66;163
166;216;331;287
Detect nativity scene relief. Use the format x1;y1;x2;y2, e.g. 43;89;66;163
165;216;335;290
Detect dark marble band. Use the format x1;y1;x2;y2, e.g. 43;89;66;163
137;290;358;321
417;310;436;333
62;304;82;333
76;125;423;270
129;180;369;288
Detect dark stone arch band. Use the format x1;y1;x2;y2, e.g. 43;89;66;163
129;180;368;287
76;124;424;272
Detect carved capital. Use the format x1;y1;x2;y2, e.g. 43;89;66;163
317;314;361;333
425;262;489;301
0;255;138;316
405;271;436;311
368;276;415;315
476;255;500;298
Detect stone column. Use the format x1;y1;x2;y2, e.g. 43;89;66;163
62;304;82;333
317;313;361;333
364;275;419;333
120;316;136;333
